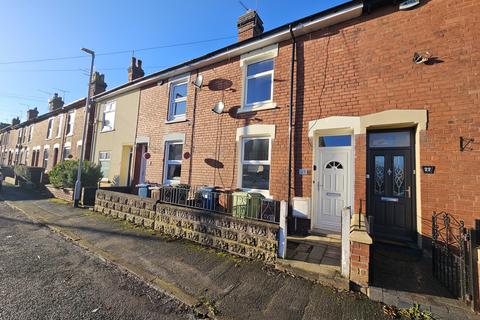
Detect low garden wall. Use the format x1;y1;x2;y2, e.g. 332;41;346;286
94;189;279;263
44;184;74;202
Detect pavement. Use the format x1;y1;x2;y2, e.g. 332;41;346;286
0;184;392;320
0;201;196;320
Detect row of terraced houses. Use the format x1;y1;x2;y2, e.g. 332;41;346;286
1;0;479;308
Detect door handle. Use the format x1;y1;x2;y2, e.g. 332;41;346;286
406;186;411;198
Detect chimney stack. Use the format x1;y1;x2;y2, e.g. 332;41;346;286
27;107;39;121
128;57;145;82
90;72;108;96
11;117;20;126
237;10;264;42
48;93;65;112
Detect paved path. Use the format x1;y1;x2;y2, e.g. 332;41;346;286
0;185;392;320
0;201;196;320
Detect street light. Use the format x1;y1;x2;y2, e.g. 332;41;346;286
73;47;95;208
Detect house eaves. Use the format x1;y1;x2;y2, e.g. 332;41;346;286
93;0;366;101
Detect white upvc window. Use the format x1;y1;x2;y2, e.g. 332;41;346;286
163;141;183;185
46;118;54;139
240;137;271;193
240;44;278;112
63;142;71;160
29;125;34;142
43;147;49;168
101;101;116;132
56;114;63;138
66;111;75;136
98;151;111;178
244;59;274;107
167;79;188;121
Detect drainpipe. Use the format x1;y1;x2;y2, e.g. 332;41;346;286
287;24;296;215
188;70;199;186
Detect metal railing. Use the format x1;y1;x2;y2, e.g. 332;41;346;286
152;185;280;224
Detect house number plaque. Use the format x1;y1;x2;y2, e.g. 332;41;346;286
422;166;435;174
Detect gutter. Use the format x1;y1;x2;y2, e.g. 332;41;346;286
92;2;364;101
287;25;296;215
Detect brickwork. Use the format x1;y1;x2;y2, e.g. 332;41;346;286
94;189;279;263
350;241;370;287
136;0;480;237
44;185;74;202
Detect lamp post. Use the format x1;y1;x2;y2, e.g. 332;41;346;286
73;47;95;208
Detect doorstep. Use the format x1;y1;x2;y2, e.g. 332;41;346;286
276;235;348;290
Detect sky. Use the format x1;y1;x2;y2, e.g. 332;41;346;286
0;0;348;123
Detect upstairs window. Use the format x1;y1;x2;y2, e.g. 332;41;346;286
56;115;63;138
244;59;274;107
102;101;116;132
28;125;34;142
66;111;75;136
46;118;54;139
241;137;271;191
167;80;188;121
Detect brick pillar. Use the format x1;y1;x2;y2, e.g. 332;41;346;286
349;212;372;292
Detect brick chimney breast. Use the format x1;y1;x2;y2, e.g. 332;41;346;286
48;93;64;112
237;10;264;42
90;72;107;96
128;57;145;82
27;107;39;120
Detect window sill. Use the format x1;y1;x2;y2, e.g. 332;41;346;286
237;102;277;114
100;129;115;133
239;188;271;199
165;117;187;124
66;133;74;137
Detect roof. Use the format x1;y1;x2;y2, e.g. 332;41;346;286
0;97;86;134
93;0;377;101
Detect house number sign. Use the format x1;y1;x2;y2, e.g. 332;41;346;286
422;166;435;174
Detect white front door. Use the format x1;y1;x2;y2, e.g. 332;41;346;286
314;148;350;232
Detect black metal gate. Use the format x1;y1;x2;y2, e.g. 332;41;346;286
432;211;475;304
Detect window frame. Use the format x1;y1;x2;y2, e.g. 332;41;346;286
46;118;55;139
98;151;111;178
66;111;75;136
244;58;275;108
167;78;188;122
56;114;63;138
42;146;49;168
63;145;71;160
101;101;116;132
163;141;183;185
240;136;272;194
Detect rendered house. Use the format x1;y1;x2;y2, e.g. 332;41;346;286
90;58;143;186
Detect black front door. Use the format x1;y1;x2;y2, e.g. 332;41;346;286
367;130;416;241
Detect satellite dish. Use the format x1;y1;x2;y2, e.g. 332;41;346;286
212;101;225;114
193;74;203;89
399;0;420;10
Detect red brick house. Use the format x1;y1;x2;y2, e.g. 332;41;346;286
86;0;479;297
99;0;477;246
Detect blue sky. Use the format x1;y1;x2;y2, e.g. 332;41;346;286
0;0;348;123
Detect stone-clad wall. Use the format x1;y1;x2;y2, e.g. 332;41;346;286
94;189;279;263
95;189;156;229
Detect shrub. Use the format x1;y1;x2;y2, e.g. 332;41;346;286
48;160;102;189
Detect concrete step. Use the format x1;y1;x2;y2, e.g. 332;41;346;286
276;258;348;290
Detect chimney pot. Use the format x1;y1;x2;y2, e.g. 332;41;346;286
27;107;39;121
90;72;108;96
237;10;264;42
11;117;20;126
128;56;145;82
48;93;64;112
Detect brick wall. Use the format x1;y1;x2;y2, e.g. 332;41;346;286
136;0;480;237
44;185;74;202
94;189;279;263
